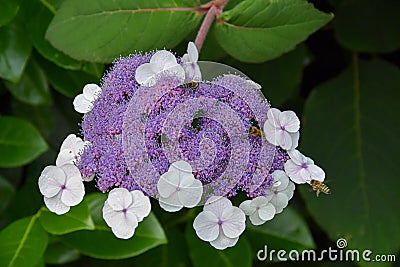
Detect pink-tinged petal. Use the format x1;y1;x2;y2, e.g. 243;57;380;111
39;166;65;198
267;108;282;126
82;84;101;101
277;130;293;150
157;171;180;198
203;196;232;218
251;196;268;208
279;110;300;132
287;149;306;165
263;121;279;146
284;160;306;184
290;131;300;150
110;210;139;239
159;192;182;212
151;50;178;69
258;203;276;221
62;176;85;206
107;188;132;211
73;94;93;113
308;164;325;181
135;63;157;86
44;193;70;215
193;210;220;242
55;149;75;167
129;191;151;222
249;212;265;226
270;193;288;214
210;232;239;250
271;170;289;191
187;42;198;62
178;179;203;208
239;200;255;216
221;207;246;238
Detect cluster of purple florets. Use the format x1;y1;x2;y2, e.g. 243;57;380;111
77;52;290;198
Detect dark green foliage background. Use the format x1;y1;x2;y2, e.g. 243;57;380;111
0;0;399;266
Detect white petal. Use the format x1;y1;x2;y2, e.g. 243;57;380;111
73;94;93;113
247;80;261;89
129;190;151;222
159;192;183;212
151;50;178;69
204;196;232;218
251;196;268;208
187;42;198;62
55;149;75;167
102;201;121;228
62;175;85;206
290;131;300;150
210;232;239;250
279;110;300;132
284;160;306;184
182;62;202;81
282;182;295;201
300;168;312;183
135;63;158;86
157;171;180;198
221;206;246;238
287;149;306;165
249;212;266;226
239;200;256;216
193;210;220;242
44;193;70;215
82;174;95;182
178;179;203;208
163;64;185;83
271;170;289;191
170;160;192;173
258;203;275;221
111;210;139;239
263;121;279;146
267;108;281;126
60;134;78;151
270;193;288;214
308;164;325;181
277;130;293;150
38;166;65;198
82;84;101;101
107;188;133;211
61;164;82;180
305;156;314;165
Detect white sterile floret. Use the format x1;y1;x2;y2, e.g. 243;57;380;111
135;50;185;87
263;108;300;150
157;160;203;212
239;196;276;226
38;164;85;215
193;196;246;250
103;188;151;239
181;42;202;81
73;83;102;114
284;149;325;184
56;134;88;167
265;170;295;213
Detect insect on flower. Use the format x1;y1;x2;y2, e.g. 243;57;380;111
249;126;263;138
180;80;199;89
310;179;330;197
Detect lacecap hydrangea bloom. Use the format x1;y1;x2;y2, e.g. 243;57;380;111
37;41;327;249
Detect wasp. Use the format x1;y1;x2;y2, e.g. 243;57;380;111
180;81;199;89
310;179;330;197
249;126;263;138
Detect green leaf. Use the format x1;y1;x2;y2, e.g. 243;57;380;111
0;216;48;267
214;0;333;63
44;242;80;265
85;193;107;227
301;59;400;266
0;175;15;214
0;116;48;168
246;207;315;253
60;213;167;259
334;0;400;53
0;0;20;27
4;58;51;106
45;0;203;63
185;223;252;267
0;16;32;82
26;0;83;70
39;199;95;235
